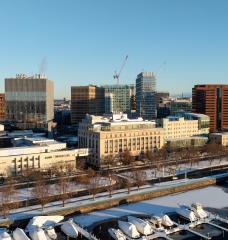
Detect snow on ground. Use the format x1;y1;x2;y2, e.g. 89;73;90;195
120;158;228;180
0;177;115;202
74;183;228;228
0;173;227;224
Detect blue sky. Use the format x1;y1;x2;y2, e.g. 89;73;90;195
1;0;228;98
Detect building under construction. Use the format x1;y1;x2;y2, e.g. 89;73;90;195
5;74;54;130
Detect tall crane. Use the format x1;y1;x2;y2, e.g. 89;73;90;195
113;55;128;84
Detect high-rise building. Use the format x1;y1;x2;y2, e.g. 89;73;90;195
0;93;5;121
103;84;132;114
192;84;228;132
5;74;54;130
136;72;156;120
71;85;104;126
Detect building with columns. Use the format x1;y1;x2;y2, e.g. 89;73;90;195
78;113;164;167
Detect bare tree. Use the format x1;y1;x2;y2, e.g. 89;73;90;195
105;171;116;198
77;174;89;185
56;175;72;207
32;175;50;211
132;170;146;191
104;154;115;168
0;178;18;218
76;159;85;171
120;150;133;165
65;162;76;175
87;168;100;200
125;176;132;194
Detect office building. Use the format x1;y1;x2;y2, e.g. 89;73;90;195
103;84;132;114
71;85;104;126
136;72;156;120
160;113;210;141
192;84;228;132
5;74;54;130
78;113;164;167
0;94;5;121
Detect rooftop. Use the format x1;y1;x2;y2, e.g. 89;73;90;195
210;132;228;136
84;113;155;125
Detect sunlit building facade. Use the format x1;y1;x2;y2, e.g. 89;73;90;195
5;74;54;130
78;113;164;167
136;72;156;120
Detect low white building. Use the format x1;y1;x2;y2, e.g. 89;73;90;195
0;137;88;176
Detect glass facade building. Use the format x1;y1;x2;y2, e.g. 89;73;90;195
136;72;156;120
103;84;132;114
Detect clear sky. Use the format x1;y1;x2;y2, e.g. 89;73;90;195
1;0;228;98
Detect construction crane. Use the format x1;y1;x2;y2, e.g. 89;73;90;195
113;55;128;84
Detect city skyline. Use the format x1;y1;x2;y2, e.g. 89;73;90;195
1;0;228;98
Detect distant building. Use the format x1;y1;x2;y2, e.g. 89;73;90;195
129;84;136;111
192;84;228;132
71;85;104;126
5;74;54;130
155;92;170;107
136;72;156;120
157;105;171;119
160;113;210;141
130;95;136;111
104;92;114;114
103;84;132;114
170;98;192;115
54;109;71;125
54;99;71;126
78;113;164;168
54;98;70;110
0;93;5;121
209;132;228;146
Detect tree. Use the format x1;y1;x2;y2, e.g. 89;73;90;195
56;175;72;207
87;168;100;200
104;154;115;168
76;159;85;171
0;178;18;218
77;174;89;185
132;170;146;191
105;171;116;198
32;175;50;211
120;150;133;165
125;176;132;194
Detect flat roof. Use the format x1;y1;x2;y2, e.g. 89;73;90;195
0;141;66;157
210;132;228;136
